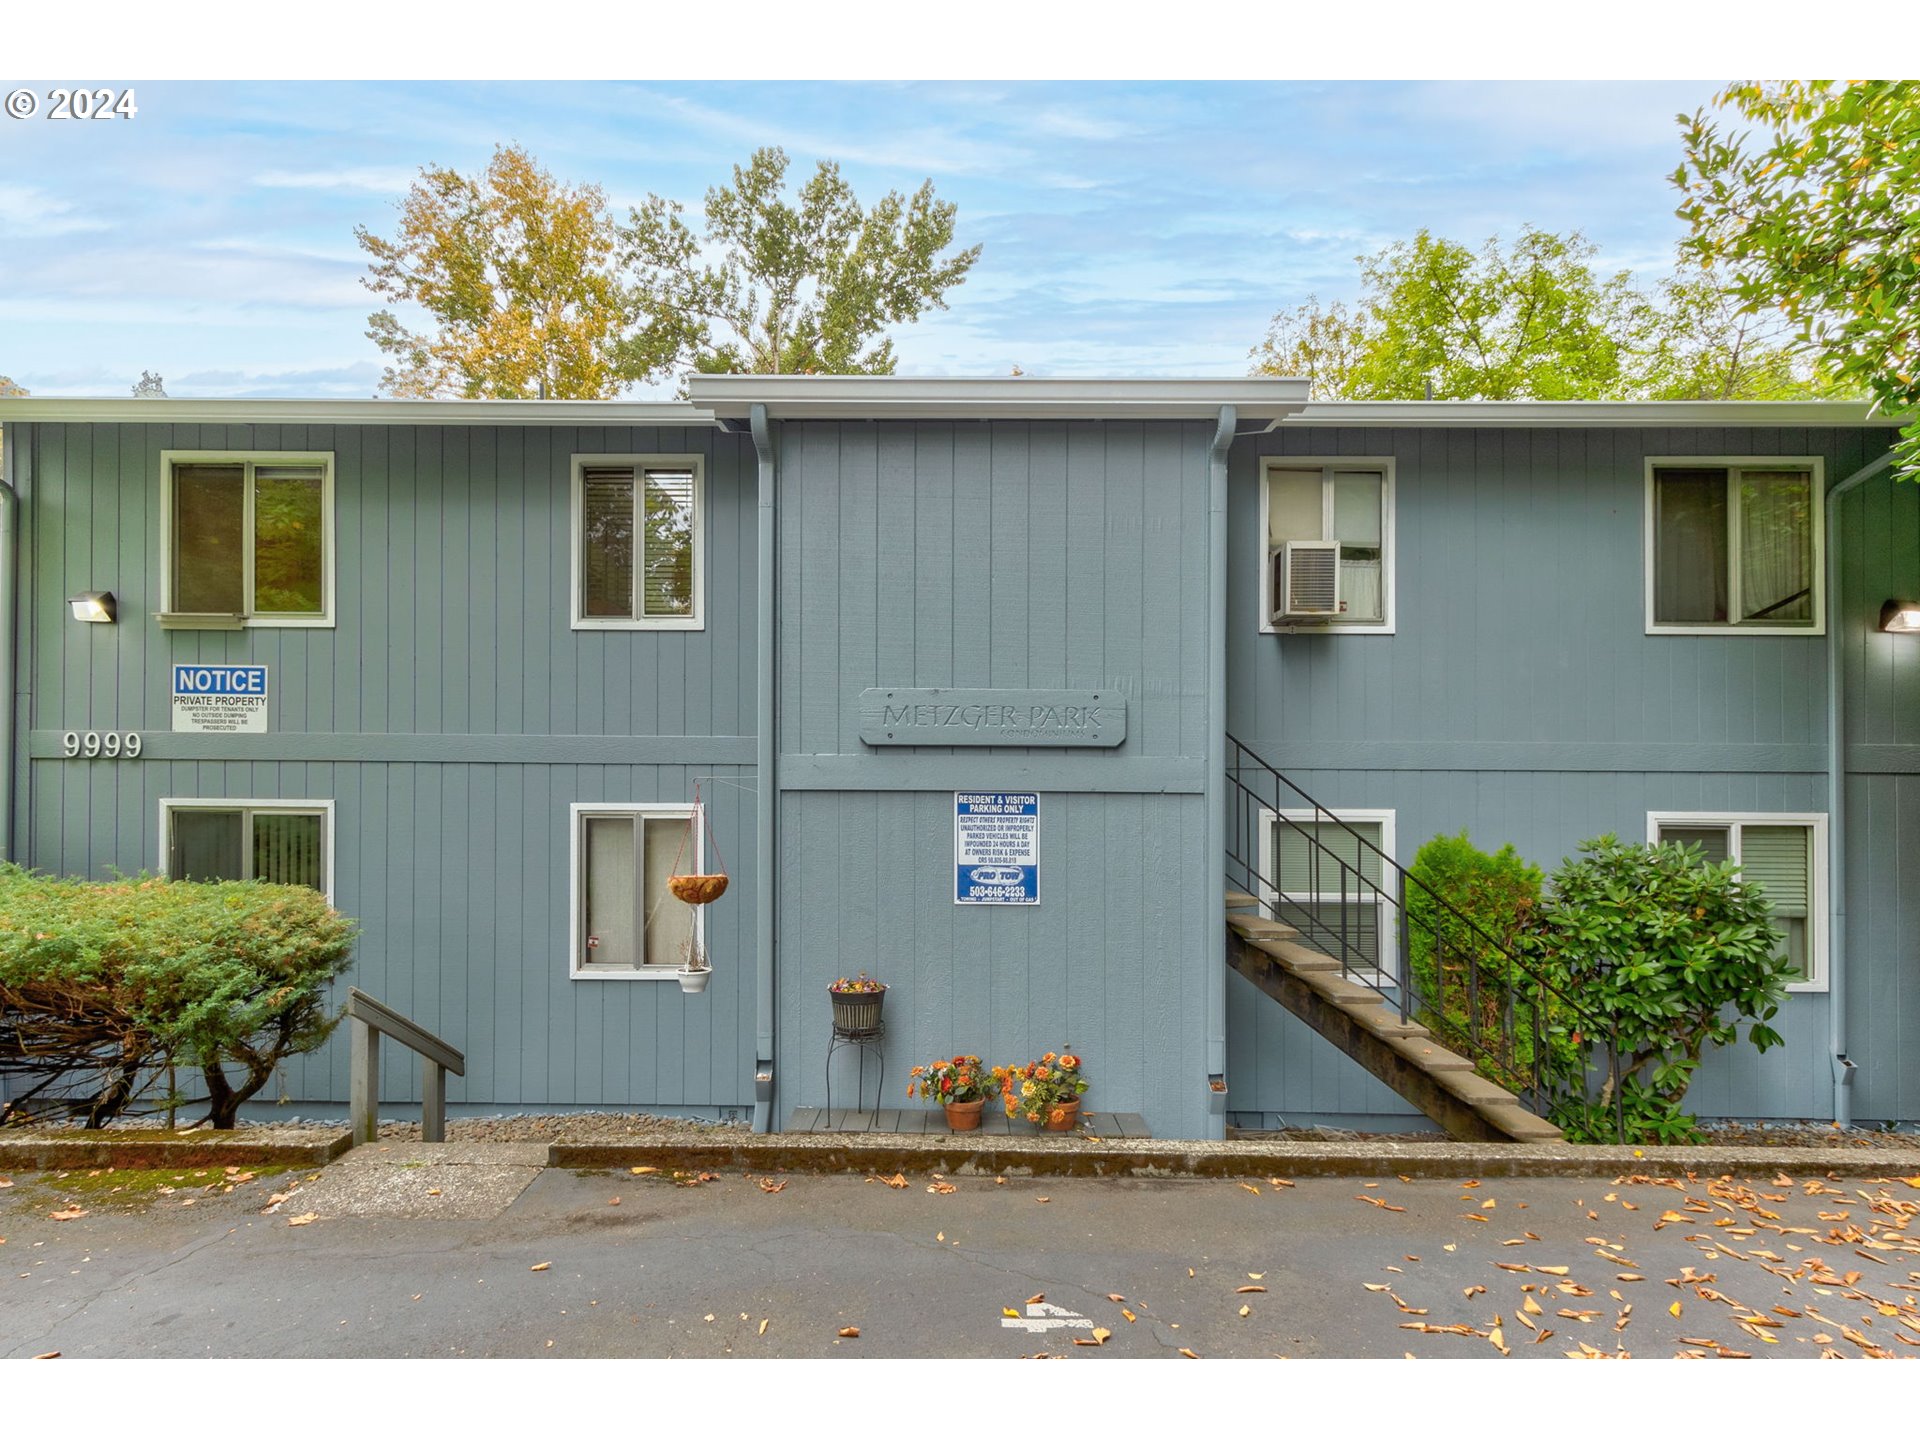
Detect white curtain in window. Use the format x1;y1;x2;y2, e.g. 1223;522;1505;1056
1738;470;1813;622
642;815;695;966
1267;469;1323;545
585;817;638;967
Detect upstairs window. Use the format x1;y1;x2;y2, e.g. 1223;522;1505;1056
1648;460;1822;633
161;453;333;627
1262;460;1393;632
1649;813;1827;991
572;455;703;629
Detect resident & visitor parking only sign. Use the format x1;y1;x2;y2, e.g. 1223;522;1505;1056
954;792;1039;905
171;664;270;734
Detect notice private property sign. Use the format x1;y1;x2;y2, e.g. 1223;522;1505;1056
955;792;1039;905
171;664;269;734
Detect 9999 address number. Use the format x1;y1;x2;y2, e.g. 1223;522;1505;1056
61;730;143;758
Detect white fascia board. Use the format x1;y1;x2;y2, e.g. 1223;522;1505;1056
1280;400;1904;428
0;397;719;427
687;375;1313;421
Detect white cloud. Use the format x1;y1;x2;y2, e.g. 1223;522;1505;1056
0;184;110;237
253;166;419;193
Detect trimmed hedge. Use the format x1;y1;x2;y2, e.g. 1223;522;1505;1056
0;865;356;1128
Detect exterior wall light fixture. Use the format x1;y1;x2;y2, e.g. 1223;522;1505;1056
68;590;116;624
1881;598;1920;634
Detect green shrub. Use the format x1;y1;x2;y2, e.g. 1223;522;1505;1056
1404;831;1571;1093
0;865;357;1128
1522;835;1791;1144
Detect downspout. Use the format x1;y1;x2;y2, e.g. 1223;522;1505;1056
1205;405;1237;1138
750;404;778;1132
1825;446;1895;1127
0;428;17;863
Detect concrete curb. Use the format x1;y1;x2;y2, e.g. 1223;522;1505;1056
551;1132;1920;1181
0;1127;352;1172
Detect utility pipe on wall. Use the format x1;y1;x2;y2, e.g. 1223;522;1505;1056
1825;446;1895;1128
1205;405;1237;1138
0;430;17;864
750;404;778;1133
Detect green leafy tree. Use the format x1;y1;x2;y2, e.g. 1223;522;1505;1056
356;144;644;399
0;867;357;1129
1522;836;1792;1144
619;146;982;379
1253;228;1837;401
1404;831;1572;1093
1675;80;1920;474
0;376;26;398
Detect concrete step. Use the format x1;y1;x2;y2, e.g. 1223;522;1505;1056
1226;913;1300;943
1225;888;1261;909
1250;936;1336;972
1382;1033;1473;1072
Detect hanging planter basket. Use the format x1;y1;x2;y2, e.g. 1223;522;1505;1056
668;873;729;905
677;965;712;995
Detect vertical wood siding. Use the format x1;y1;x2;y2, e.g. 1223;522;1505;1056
775;420;1216;1137
1224;426;1911;1124
13;423;759;1112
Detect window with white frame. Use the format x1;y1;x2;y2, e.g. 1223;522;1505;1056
1258;808;1397;981
572;455;703;629
161;800;332;897
1262;460;1393;631
1647;459;1823;633
160;452;334;626
1649;813;1827;991
569;803;702;978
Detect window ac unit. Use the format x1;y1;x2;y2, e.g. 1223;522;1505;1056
1272;541;1342;622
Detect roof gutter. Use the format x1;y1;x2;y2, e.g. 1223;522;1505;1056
1205;405;1236;1137
750;403;779;1134
1824;446;1896;1127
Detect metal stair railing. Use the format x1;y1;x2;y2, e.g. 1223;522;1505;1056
1225;735;1620;1133
345;987;465;1145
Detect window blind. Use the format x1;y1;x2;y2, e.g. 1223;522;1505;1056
1275;820;1384;892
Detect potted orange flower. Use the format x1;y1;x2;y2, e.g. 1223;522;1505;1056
906;1055;1000;1131
992;1052;1089;1132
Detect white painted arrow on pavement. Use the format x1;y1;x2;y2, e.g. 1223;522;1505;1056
1001;1302;1096;1333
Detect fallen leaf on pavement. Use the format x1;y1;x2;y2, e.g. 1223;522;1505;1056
286;1213;318;1226
759;1318;770;1335
32;1351;58;1360
1237;1286;1267;1294
1249;1272;1265;1279
1035;1196;1050;1204
530;1262;552;1272
607;1197;620;1206
1122;1309;1138;1323
880;1174;908;1189
1178;1347;1200;1359
48;1208;88;1222
1268;1177;1296;1188
758;1178;788;1194
928;1182;956;1195
1106;1293;1127;1303
1239;1305;1251;1317
1535;1266;1570;1276
838;1327;860;1338
1027;1292;1046;1305
1003;1307;1022;1318
1092;1326;1112;1344
1239;1183;1261;1195
630;1166;659;1175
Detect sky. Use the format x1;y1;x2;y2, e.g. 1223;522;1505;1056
0;79;1721;398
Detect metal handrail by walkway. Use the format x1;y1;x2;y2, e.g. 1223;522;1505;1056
346;988;464;1145
1225;735;1622;1135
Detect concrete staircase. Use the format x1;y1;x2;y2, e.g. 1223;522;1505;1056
1224;891;1565;1144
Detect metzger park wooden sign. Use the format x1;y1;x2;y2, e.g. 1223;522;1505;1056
858;688;1126;747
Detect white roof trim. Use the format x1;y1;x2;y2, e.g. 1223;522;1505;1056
687;374;1313;420
0;397;718;427
1279;400;1901;428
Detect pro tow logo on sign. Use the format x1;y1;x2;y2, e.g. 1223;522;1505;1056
171;664;269;734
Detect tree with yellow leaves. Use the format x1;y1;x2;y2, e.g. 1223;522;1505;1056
355;145;645;399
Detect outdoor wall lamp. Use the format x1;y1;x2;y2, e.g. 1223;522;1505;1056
1882;599;1920;634
67;590;116;624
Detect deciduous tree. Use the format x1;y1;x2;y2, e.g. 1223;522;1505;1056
619;147;981;379
1675;80;1920;473
356;145;644;399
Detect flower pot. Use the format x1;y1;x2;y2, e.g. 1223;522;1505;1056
668;873;729;905
829;986;885;1035
1041;1099;1081;1133
944;1098;985;1132
677;968;712;994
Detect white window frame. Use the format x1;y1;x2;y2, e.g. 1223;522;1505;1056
1643;456;1825;636
158;797;336;902
568;801;706;981
570;454;706;631
1259;457;1396;635
157;451;337;628
1256;806;1399;985
1646;810;1829;993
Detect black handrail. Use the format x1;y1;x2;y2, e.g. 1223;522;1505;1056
1225;735;1620;1136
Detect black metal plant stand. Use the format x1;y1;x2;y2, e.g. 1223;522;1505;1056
824;1022;885;1119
